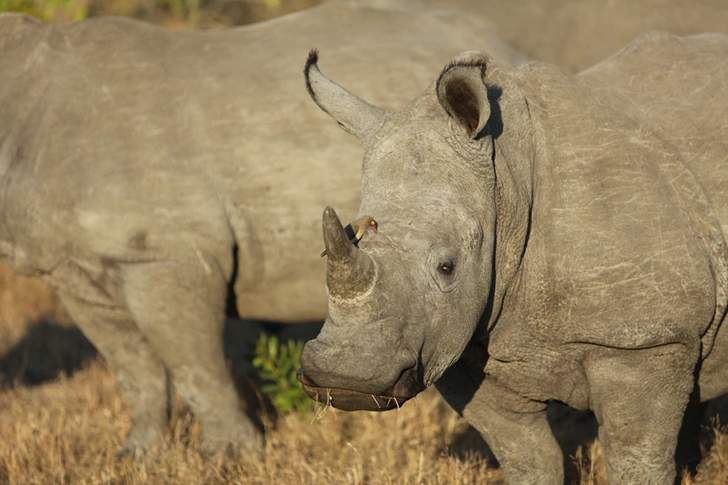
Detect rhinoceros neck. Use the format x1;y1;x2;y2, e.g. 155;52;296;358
479;69;537;336
492;60;727;358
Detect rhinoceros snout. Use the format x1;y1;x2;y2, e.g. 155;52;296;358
298;332;422;411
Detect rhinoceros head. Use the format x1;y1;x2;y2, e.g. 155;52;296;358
299;50;533;411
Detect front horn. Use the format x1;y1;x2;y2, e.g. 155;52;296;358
322;206;377;298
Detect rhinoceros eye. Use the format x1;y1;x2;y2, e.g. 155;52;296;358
438;261;455;276
431;253;458;292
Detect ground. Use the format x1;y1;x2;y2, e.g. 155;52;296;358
3;341;728;484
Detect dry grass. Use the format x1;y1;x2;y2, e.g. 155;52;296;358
1;357;728;484
685;427;728;485
0;358;502;484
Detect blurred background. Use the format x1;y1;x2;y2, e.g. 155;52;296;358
0;0;332;29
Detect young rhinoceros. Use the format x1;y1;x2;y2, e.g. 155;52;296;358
299;32;728;484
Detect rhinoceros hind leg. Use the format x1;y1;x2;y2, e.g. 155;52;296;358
58;293;170;456
121;259;262;453
586;344;697;485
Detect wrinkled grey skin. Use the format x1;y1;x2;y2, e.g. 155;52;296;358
301;32;728;484
0;1;523;455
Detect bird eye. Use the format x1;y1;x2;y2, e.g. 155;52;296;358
438;261;454;275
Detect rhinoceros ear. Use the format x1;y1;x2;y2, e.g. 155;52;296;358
436;51;493;139
304;49;386;143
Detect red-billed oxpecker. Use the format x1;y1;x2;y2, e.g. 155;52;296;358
320;215;378;257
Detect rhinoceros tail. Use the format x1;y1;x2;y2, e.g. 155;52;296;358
304;48;319;99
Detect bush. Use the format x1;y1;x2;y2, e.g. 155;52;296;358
251;333;314;414
0;0;88;21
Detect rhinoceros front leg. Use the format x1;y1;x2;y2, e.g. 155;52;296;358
121;259;261;454
436;348;564;485
58;293;170;457
585;345;697;485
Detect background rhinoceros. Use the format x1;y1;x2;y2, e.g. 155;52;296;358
422;0;728;73
0;1;524;455
299;31;728;484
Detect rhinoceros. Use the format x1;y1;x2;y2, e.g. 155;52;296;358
299;31;728;484
422;0;728;73
0;1;523;455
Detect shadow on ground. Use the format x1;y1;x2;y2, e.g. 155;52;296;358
0;316;323;436
0;317;322;389
0;319;97;386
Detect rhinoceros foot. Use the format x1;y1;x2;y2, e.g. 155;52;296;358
114;425;166;460
296;370;412;411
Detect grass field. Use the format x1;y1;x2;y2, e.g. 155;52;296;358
0;358;502;484
2;355;728;484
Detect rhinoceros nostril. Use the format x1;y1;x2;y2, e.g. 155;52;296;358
385;366;420;399
296;369;318;387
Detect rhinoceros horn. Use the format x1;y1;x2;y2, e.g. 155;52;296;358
304;49;386;144
322;206;377;298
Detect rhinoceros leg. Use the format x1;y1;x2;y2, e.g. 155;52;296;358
120;259;261;453
436;353;564;485
585;345;696;485
58;293;170;456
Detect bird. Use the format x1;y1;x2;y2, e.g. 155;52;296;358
320;215;378;257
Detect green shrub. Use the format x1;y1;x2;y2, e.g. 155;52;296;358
157;0;201;23
0;0;41;18
0;0;88;21
251;333;314;414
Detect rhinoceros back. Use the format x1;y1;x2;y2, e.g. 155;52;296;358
0;4;525;321
0;16;228;282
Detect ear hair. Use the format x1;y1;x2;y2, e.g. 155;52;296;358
304;48;319;100
436;54;492;139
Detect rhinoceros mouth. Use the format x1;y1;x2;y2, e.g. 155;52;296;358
296;370;412;412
